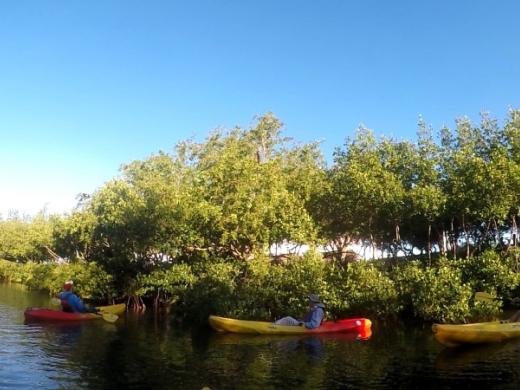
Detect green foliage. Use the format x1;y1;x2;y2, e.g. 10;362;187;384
233;254;288;320
469;299;502;322
53;210;97;260
182;260;242;324
328;127;407;244
184;114;319;258
137;263;197;301
4;110;520;324
505;248;520;273
457;250;520;298
47;261;115;300
0;259;114;301
84;179;161;292
324;261;400;317
274;251;328;316
325;111;520;258
0;213;58;262
0;259;25;282
44;113;323;297
393;259;472;323
391;261;425;314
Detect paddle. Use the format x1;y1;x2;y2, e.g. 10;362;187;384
96;310;119;323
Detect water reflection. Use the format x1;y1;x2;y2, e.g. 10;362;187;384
204;329;374;388
3;282;520;389
24;321;84;346
436;339;520;372
212;329;372;360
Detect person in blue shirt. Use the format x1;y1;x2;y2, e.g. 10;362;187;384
58;280;98;313
275;294;326;329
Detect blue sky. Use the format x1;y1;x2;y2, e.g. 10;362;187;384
1;0;519;217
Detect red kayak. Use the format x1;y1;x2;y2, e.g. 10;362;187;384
24;303;126;322
209;315;372;334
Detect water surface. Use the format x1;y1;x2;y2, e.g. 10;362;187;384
1;282;520;389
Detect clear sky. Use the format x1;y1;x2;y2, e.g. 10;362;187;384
1;0;519;217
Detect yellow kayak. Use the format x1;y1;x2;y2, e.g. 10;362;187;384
97;303;126;315
209;315;372;335
432;321;520;347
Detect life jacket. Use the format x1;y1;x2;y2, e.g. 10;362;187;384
303;303;326;324
59;291;74;312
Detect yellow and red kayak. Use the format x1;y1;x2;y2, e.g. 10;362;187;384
209;315;372;335
24;303;126;322
432;321;520;347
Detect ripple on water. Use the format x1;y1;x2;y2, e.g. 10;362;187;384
0;304;85;389
4;284;520;389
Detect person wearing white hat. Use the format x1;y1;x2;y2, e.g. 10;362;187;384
274;294;326;329
58;280;98;313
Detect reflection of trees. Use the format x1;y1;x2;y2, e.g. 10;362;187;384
7;281;520;390
28;317;428;389
206;332;374;389
36;316;520;389
1;282;52;312
435;340;520;383
68;317;196;389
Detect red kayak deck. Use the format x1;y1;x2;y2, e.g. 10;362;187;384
310;318;371;333
24;304;125;322
24;308;101;321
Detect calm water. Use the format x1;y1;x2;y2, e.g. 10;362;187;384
1;283;520;389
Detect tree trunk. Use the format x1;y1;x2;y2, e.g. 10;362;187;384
493;218;499;249
333;235;352;262
394;224;401;260
154;288;161;310
513;215;518;247
439;228;447;257
462;214;470;258
369;216;375;260
127;294;146;312
427;223;432;266
451;218;457;259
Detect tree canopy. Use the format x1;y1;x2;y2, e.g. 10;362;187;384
2;110;520;290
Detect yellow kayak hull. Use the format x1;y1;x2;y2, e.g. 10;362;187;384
96;303;126;316
432;321;520;347
209;315;371;335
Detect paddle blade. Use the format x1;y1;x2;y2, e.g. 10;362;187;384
50;298;61;306
100;312;118;323
475;292;496;302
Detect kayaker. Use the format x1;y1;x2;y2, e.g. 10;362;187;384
58;280;98;313
274;294;326;329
